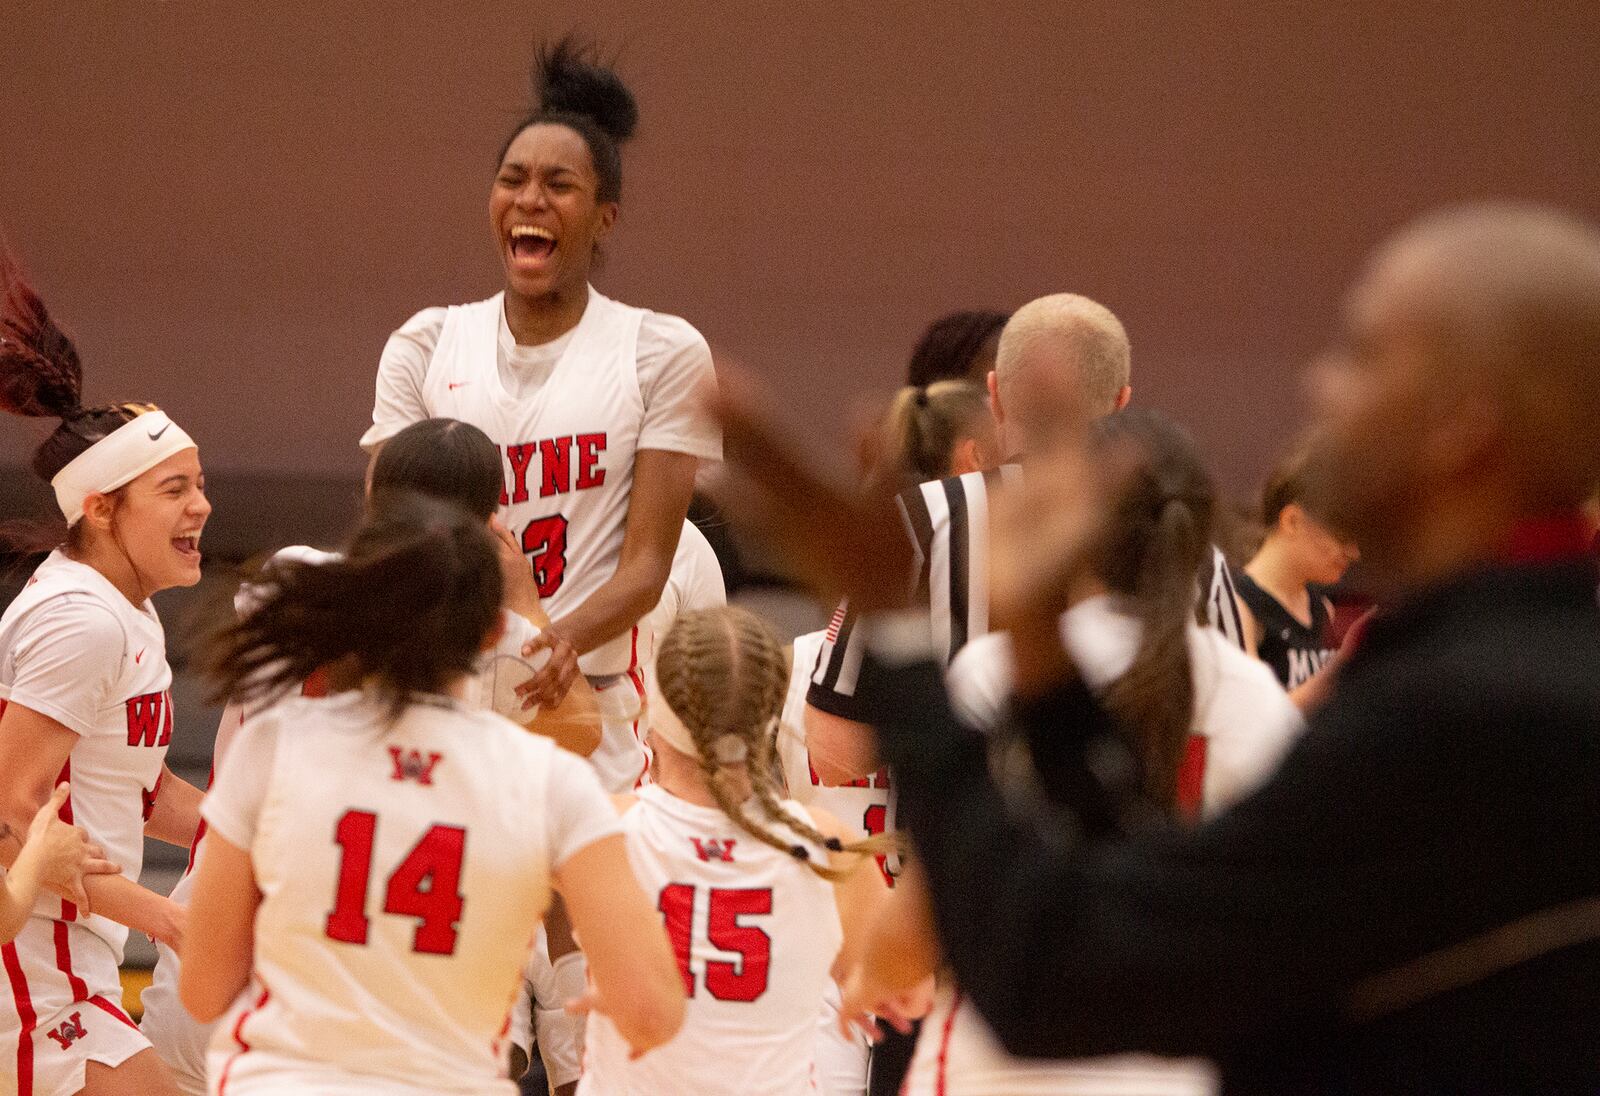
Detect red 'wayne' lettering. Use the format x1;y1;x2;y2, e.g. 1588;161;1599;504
500;433;609;505
125;691;173;748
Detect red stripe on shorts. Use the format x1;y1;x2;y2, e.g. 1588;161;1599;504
88;994;138;1030
52;921;89;1003
55;760;77;922
216;986;270;1095
3;941;37;1096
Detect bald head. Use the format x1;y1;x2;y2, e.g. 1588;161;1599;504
1362;202;1600;506
993;294;1130;453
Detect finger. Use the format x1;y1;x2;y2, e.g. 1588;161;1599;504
83;842;109;860
68;880;89;913
84;858;122;876
45;783;71;813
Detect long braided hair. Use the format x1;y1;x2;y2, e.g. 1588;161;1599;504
655;607;894;881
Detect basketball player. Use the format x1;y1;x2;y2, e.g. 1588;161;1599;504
1;786;120;947
842;410;1302;1096
139;418;603;1095
0;249;208;1095
579;608;890;1096
362;38;720;793
1236;447;1360;689
180;493;684;1095
505;519;725;1094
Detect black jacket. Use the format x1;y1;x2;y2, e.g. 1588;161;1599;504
861;559;1600;1094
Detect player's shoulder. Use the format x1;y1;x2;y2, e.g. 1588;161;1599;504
389;304;450;343
7;562;133;647
635;309;708;358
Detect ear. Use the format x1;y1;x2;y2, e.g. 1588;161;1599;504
986;369;1004;427
1280;502;1306;536
480;611;508;654
594;201;620;242
948;437;985;477
1113;385;1133;412
80;492;117;533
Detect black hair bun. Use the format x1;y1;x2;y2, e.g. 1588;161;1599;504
535;37;638;146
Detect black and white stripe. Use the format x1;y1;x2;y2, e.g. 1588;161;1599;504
807;464;1247;718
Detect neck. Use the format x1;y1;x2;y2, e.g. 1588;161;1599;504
1245;539;1314;619
653;744;752;810
68;539;150;606
503;281;589;346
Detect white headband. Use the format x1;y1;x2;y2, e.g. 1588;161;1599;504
645;673;701;758
50;410;197;525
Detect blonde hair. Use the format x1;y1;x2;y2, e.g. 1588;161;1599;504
876;380;993;487
995;294;1130;430
655;607;895;880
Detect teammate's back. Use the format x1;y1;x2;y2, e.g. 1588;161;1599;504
204;692;597;1093
582;783;841;1095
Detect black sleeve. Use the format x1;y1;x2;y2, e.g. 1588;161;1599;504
855;646;1522;1061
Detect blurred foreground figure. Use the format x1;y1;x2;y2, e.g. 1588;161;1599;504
714;203;1600;1094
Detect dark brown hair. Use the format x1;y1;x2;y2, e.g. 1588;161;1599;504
906;309;1009;387
369;418;503;522
204;493;502;718
1091;409;1216;809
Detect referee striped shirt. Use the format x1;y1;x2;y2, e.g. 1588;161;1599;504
807;465;1247;719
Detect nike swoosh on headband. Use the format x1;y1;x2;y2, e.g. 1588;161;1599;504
147;423;171;441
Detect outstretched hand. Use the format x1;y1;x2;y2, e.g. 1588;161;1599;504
705;367;916;613
22;783;121;915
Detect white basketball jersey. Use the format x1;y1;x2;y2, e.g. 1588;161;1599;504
207;693;568;1095
0;551;172;960
903;596;1301;1096
580;785;842;1096
777;632;896;884
422;287;648;676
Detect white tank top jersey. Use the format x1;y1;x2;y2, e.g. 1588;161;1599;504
361;288;722;678
897;595;1304;1096
199;691;617;1095
580;784;843;1096
0;550;173;960
776;631;895;885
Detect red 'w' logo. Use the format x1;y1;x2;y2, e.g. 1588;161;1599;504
690;837;736;862
388;747;443;786
125;691;172;747
45;1012;86;1049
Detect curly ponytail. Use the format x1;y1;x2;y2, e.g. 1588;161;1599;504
656;607;896;880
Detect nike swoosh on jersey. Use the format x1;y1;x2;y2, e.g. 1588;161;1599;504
447;381;470;390
134;648;146;663
147;423;171;441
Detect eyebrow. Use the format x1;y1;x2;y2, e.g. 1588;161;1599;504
154;474;192;489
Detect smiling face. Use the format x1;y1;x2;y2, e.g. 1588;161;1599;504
86;448;211;593
490;123;617;303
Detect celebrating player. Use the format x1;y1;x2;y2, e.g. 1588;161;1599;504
139;416;604;1095
840;409;1302;1095
0;247;208;1096
579;607;890;1096
179;492;684;1095
362;37;721;793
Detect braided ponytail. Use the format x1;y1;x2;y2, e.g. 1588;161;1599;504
656;607;896;880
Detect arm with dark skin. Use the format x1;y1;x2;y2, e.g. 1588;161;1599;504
521;449;699;707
